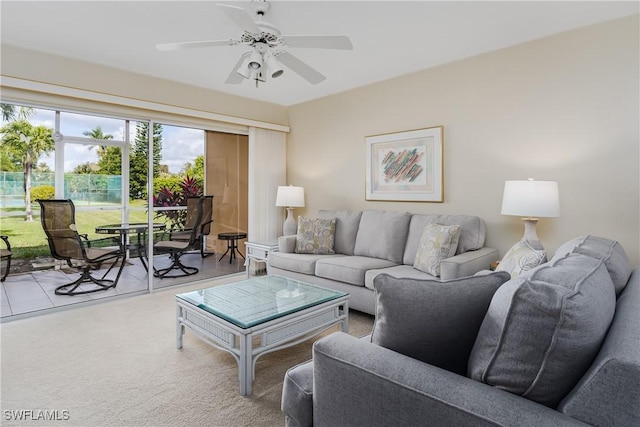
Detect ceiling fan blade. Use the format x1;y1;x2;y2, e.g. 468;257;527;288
283;35;353;50
217;4;260;34
225;54;249;84
276;52;326;84
156;39;235;51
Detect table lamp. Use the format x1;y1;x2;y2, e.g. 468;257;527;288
276;185;305;235
501;178;560;257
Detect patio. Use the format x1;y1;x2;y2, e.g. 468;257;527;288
0;251;246;321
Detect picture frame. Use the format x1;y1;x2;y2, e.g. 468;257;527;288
365;126;443;202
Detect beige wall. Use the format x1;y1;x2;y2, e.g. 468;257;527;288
1;45;288;126
1;16;638;264
286;15;640;264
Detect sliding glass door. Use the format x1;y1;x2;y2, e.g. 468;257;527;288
1;102;249;317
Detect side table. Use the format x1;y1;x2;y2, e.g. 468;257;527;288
217;232;248;263
244;240;279;278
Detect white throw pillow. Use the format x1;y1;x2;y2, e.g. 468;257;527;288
413;223;461;276
496;239;546;278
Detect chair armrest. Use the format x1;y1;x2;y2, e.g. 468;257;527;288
311;333;588;427
278;235;296;253
0;235;11;252
167;227;191;237
440;247;499;280
199;220;214;232
85;236;120;249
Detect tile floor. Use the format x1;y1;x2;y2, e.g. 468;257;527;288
1;251;247;321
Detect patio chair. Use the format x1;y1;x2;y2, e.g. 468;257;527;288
1;235;12;282
170;195;214;258
154;196;205;278
37;199;125;295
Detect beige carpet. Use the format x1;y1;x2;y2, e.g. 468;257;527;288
0;275;374;427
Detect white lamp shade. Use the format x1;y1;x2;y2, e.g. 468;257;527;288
276;186;305;207
501;179;560;218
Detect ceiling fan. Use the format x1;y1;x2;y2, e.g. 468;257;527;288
156;0;353;86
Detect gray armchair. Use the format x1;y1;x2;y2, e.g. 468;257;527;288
282;236;640;427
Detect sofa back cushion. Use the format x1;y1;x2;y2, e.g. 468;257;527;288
354;210;411;263
403;214;486;265
552;235;632;296
317;210;362;255
468;253;616;408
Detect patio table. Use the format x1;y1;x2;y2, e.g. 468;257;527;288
95;223;166;271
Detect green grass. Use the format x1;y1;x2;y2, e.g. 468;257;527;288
0;201;160;259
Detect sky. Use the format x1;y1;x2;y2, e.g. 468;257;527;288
4;107;204;174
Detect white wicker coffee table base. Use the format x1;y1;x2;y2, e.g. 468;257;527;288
176;295;349;396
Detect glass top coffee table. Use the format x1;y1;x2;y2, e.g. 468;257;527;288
175;275;349;396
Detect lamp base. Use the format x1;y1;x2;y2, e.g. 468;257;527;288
521;217;541;244
283;207;297;236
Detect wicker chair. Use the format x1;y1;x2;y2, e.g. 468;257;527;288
1;235;12;282
154;196;206;278
169;195;214;258
37;199;125;295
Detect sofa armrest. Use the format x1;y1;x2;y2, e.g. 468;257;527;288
440;247;499;280
278;235;297;253
311;333;588;427
282;361;314;427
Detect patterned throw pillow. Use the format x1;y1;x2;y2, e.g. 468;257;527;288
496;239;546;278
295;217;336;254
413;223;461;276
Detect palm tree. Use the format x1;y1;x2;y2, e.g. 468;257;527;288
83;126;113;140
0;120;55;221
83;126;113;155
1;104;35;122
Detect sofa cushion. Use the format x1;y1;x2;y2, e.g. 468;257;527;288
413;223;461;277
364;265;438;290
403;214;486;265
552;235;632;296
316;256;397;287
354;210;411;263
495;239;546;278
468;253;617;408
268;251;339;275
371;271;510;375
317;210;362;256
295;217;336;255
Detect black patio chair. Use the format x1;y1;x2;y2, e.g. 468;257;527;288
1;235;12;282
154;196;205;278
37;199;125;295
169;195;214;258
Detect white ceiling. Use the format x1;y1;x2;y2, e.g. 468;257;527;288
1;1;638;106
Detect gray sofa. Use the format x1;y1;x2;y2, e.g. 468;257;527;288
267;209;499;315
281;235;639;426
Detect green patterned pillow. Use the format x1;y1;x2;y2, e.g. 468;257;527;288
496;239;546;278
295;217;337;254
414;223;461;276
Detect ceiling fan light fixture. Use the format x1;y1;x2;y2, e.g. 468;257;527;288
236;54;253;79
264;51;284;78
248;49;263;70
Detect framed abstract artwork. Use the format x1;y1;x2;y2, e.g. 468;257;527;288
365;126;443;202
